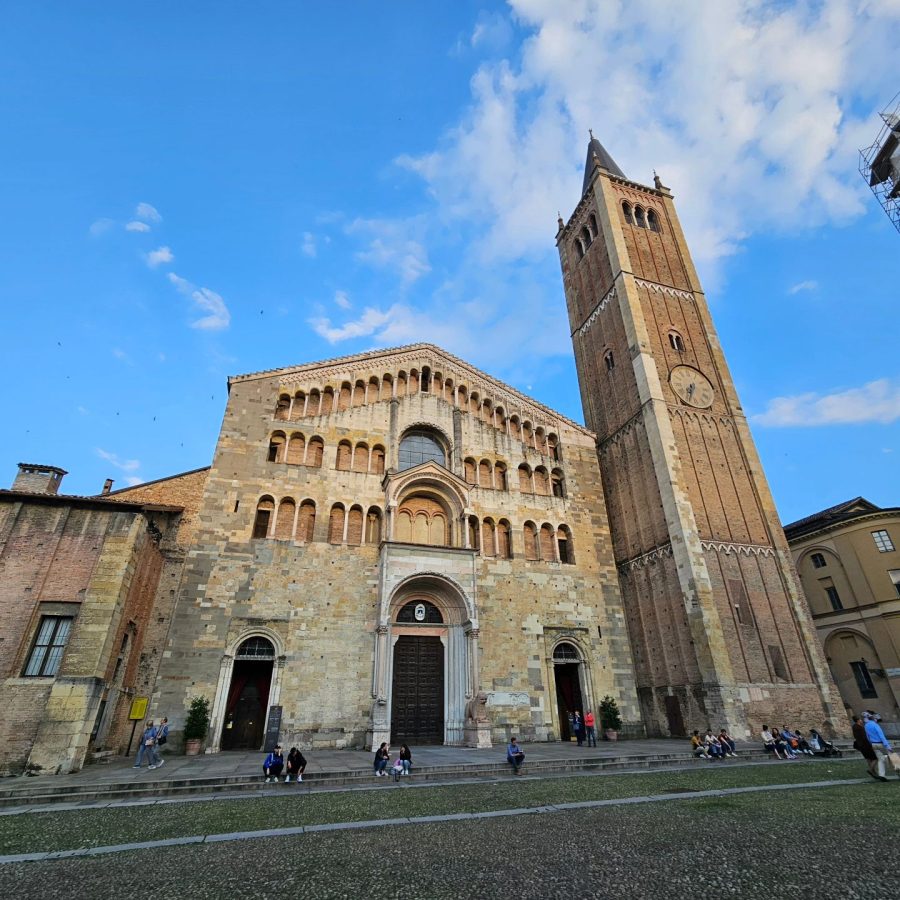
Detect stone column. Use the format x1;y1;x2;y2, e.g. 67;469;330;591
207;653;235;753
370;625;391;749
445;628;467;745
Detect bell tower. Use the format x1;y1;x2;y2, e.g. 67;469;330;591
558;136;843;737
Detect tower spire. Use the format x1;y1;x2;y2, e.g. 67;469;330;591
583;132;625;193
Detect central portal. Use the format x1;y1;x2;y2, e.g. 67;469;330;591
391;635;444;744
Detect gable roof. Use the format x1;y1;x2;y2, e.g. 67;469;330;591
783;497;883;540
227;343;594;437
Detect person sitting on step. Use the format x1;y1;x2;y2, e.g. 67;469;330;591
507;736;526;775
717;728;737;757
373;742;390;777
704;730;725;759
263;745;285;783
690;730;710;759
761;726;794;759
399;743;412;776
285;747;306;783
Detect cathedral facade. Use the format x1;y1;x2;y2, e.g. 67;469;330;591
1;139;845;773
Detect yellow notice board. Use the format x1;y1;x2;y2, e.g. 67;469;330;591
129;697;149;720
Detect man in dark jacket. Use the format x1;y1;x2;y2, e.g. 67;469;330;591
263;745;285;783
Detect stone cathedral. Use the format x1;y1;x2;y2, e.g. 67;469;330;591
0;138;845;773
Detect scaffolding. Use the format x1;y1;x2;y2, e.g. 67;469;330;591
859;91;900;235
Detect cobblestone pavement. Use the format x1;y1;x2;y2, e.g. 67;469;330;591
2;783;897;899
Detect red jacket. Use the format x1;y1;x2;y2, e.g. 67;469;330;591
584;713;595;728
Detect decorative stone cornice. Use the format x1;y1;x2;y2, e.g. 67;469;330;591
700;540;775;558
633;277;695;303
574;285;617;337
618;542;673;572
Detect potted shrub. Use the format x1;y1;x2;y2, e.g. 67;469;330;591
183;696;210;755
599;695;623;741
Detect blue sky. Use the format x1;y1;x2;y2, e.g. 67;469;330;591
1;1;898;524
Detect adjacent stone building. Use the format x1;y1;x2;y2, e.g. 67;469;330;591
0;464;203;775
1;138;848;772
786;498;900;737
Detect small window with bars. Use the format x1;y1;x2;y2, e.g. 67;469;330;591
23;616;74;677
872;530;895;552
850;660;877;699
810;552;826;569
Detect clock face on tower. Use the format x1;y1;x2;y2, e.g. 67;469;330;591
669;365;714;408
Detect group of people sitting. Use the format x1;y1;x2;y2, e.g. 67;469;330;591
761;725;839;759
373;742;413;779
261;745;307;782
690;729;738;759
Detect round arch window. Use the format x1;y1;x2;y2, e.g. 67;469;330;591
553;641;580;661
235;636;275;659
398;430;446;471
396;600;444;624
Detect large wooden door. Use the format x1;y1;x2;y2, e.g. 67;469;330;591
391;635;444;744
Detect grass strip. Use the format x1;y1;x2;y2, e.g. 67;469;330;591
0;758;869;855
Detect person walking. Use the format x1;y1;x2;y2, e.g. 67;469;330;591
133;720;157;769
263;745;285;782
864;714;894;781
399;743;412;776
507;736;526;775
285;747;307;783
852;716;880;780
373;742;390;777
584;710;597;747
148;717;169;769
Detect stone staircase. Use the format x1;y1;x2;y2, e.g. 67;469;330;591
0;746;840;810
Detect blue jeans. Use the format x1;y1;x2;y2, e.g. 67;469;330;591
134;743;153;767
374;759;388;774
401;760;411;774
585;726;597;747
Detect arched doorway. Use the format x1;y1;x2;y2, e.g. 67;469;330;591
220;637;275;751
391;600;445;743
553;642;584;741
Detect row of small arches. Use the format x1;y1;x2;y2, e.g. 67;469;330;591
250;496;574;562
273;369;561;459
267;431;564;496
574;213;600;259
622;202;661;232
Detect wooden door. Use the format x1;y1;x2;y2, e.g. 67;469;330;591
391;635;444;744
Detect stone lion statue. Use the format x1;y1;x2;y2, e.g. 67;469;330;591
465;692;489;724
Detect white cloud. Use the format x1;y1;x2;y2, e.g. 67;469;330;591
753;378;900;426
400;0;900;276
310;306;397;343
348;217;431;286
135;202;162;223
111;348;133;365
96;448;141;472
334;290;352;310
125;476;143;487
301;231;317;257
145;245;174;268
788;280;818;295
89;218;114;237
167;272;231;330
125;220;151;233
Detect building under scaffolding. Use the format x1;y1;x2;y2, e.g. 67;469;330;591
860;92;900;235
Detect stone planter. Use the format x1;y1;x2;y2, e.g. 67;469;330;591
185;739;202;756
604;729;619;742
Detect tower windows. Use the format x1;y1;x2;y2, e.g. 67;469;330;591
274;498;296;541
551;469;565;498
575;238;586;260
647;208;662;232
306;437;324;467
252;497;274;539
850;660;877;698
557;525;575;564
588;213;599;238
872;530;895;552
668;331;685;352
810;552;827;569
604;350;615;372
267;432;286;463
274;394;291;420
824;585;843;611
622;202;634;225
581;225;592;250
634;206;647;228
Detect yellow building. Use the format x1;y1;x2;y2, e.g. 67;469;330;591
786;498;900;737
